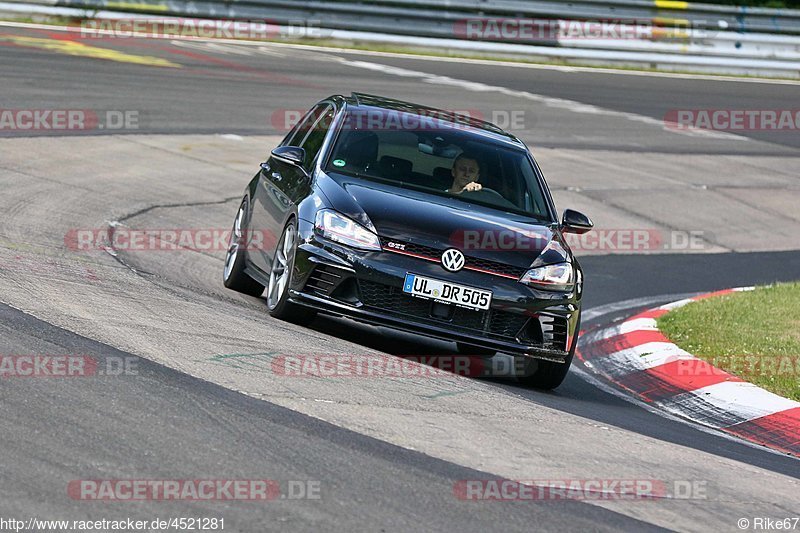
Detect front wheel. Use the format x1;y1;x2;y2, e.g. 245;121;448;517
516;351;574;390
266;219;316;324
517;314;580;390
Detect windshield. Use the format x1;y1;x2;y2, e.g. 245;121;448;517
323;109;553;220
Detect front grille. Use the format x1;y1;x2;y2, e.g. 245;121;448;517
391;240;439;259
359;279;431;315
465;256;526;278
491;309;534;338
358;280;529;342
380;237;526;279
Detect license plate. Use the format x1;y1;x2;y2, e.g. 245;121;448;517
402;273;492;311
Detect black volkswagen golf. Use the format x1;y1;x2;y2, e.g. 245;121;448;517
223;93;593;389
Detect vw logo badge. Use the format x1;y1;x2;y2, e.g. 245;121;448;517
441;248;465;272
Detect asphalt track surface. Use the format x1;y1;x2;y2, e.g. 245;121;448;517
1;23;800;532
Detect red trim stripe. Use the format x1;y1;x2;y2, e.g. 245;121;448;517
615;359;743;402
585;329;671;358
692;288;735;301
462;265;519;280
723;407;800;456
628;308;670;321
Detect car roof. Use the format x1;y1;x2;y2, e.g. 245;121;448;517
331;92;527;149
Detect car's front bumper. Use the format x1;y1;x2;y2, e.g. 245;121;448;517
285;219;581;361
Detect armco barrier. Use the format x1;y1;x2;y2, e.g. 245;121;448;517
2;0;799;76
45;0;800;36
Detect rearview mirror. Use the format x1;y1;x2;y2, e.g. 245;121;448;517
271;146;306;168
561;209;593;235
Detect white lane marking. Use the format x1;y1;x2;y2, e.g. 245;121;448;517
170;39;285;57
581;318;660;344
619;317;659;333
658;297;695;310
605;341;694;373
587;318;661;343
335;58;749;141
660;381;800;426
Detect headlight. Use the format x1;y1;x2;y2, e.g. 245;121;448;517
315;210;381;251
519;262;574;291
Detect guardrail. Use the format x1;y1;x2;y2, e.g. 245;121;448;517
2;0;799;76
48;0;800;36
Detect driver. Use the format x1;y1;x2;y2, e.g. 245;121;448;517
446;153;483;194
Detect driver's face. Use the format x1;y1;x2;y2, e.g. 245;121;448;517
452;158;479;187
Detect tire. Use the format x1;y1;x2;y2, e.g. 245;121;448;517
517;351;574;390
266;218;317;324
223;198;265;297
455;342;496;357
517;313;581;390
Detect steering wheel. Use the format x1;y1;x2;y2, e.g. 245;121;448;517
461;187;505;201
460;187;519;210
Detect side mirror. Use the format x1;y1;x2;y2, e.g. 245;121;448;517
271;146;306;168
561;209;593;235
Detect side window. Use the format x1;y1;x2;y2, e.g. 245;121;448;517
519;160;547;218
282;104;327;148
296;105;335;169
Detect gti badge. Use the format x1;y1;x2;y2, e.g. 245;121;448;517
441;248;465;272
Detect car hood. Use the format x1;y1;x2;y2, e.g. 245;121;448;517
317;172;564;269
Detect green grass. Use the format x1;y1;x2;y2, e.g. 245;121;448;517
657;282;800;401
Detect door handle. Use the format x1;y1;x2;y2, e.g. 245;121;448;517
271;172;282;182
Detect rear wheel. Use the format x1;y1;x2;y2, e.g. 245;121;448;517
266;219;317;324
223;198;265;297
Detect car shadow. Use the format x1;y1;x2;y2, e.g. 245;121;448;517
300;309;800;478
